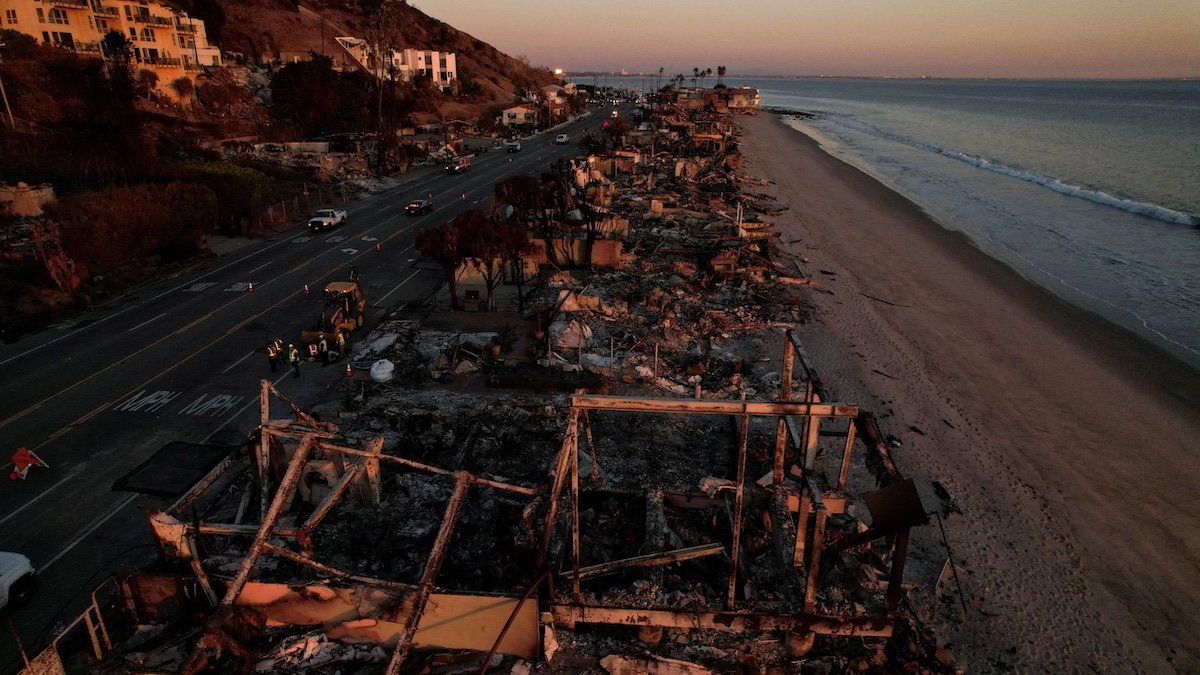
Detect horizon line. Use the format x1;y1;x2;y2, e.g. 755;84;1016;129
560;72;1197;82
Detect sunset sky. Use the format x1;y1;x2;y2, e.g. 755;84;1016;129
414;0;1200;79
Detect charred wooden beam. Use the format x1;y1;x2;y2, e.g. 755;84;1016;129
855;411;902;485
550;605;894;637
297;465;360;554
567;543;724;581
727;410;749;608
571;394;857;418
169;456;236;517
260;542;416;592
220;434;315;606
385;471;471;674
539;409;579;566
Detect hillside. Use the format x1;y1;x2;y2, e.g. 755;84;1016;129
187;0;553;108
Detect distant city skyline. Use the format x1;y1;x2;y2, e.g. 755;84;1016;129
415;0;1200;79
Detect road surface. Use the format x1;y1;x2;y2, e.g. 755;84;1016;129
0;109;616;670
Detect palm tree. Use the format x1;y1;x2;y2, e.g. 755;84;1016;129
692;67;700;87
705;67;713;86
717;65;727;87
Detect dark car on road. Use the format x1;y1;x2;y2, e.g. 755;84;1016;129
445;156;471;174
405;199;433;216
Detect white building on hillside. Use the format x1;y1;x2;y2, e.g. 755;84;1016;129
498;105;537;128
335;37;457;89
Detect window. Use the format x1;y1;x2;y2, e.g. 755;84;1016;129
124;6;132;20
45;31;75;48
36;8;45;23
96;18;107;31
140;27;155;42
5;9;17;24
49;8;69;25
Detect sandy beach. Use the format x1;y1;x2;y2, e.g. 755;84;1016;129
739;112;1200;672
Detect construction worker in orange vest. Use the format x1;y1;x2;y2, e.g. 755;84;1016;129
266;339;281;373
334;330;347;360
288;344;301;378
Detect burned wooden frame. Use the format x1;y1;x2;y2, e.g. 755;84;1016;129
148;382;543;674
537;331;913;651
137;326;914;670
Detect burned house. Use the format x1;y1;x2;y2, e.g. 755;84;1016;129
21;97;956;675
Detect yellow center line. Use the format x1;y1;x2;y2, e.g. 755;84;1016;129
0;187;433;431
11;163;525;454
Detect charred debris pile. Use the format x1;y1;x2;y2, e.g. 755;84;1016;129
62;104;959;674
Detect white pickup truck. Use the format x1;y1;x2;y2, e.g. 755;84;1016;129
307;208;347;232
0;552;35;609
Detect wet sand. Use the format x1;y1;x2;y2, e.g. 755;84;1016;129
739;112;1200;672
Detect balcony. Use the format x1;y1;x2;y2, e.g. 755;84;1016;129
94;5;119;17
45;0;89;8
142;56;182;67
131;14;173;28
74;41;102;53
175;21;196;33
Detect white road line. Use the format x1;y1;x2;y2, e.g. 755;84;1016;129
220;349;258;375
40;493;138;571
0;235;300;367
0;466;84;529
204;370;292;442
126;312;167;333
15;122;604;572
377;270;422;305
37;370;292;572
243;260;274;276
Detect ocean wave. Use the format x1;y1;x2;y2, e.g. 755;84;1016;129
937;150;1196;226
774;108;1197;227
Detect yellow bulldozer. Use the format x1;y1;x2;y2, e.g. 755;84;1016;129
300;282;366;350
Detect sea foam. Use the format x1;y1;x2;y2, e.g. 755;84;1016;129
779;110;1196;227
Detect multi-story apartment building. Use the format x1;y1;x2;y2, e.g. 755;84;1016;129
0;0;221;100
335;36;457;90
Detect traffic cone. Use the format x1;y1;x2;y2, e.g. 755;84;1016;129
248;282;254;293
376;242;382;252
344;363;353;378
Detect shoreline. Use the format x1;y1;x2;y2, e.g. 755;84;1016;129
773;111;1200;373
776;111;1200;393
739;111;1200;671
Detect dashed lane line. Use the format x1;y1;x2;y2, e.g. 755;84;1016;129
0;129;596;455
126;312;167;334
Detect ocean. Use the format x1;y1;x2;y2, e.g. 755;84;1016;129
725;77;1200;368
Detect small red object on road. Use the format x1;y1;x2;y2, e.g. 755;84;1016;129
344;363;353;378
303;284;310;295
248;282;254;293
376;242;382;252
9;447;48;481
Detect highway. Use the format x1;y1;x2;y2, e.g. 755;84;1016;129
0;109;614;668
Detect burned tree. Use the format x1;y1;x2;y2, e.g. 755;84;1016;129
495;218;535;311
456;209;506;311
415;218;468;310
